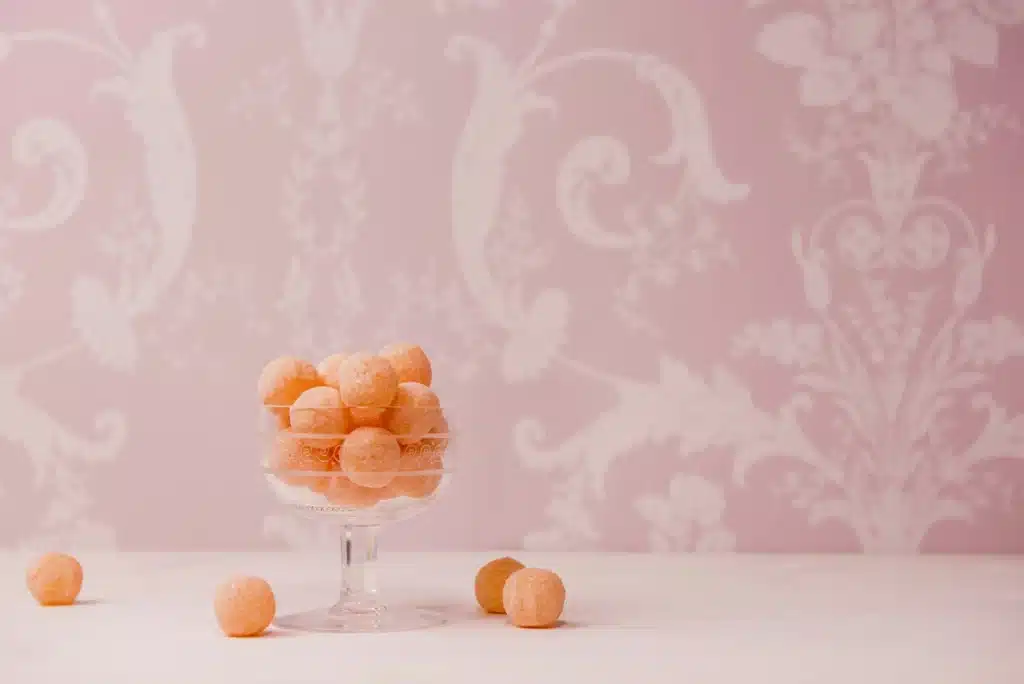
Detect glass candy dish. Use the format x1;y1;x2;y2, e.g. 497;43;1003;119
261;404;454;633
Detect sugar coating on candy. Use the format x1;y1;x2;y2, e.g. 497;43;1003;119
26;552;83;606
269;429;338;488
339;426;400;489
474;557;524;614
258;357;322;426
290;386;348;437
379;343;432;386
349;406;386;429
324;474;385;508
316;352;350;388
503;568;565;628
389;440;444;499
335;353;399;409
214;576;276;637
383;382;441;445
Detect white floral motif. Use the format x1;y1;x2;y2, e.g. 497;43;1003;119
0;3;203;549
635;474;737;552
757;2;1009;139
695;0;1024;552
730;222;1024;551
758;1;1023;188
448;2;748;548
228;0;425;364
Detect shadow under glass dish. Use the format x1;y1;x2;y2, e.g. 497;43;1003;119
262;405;454;633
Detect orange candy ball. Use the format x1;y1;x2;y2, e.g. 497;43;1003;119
339;426;400;489
324;475;386;508
383;382;441;445
26;552;83;606
503;568;566;628
334;353;399;428
258;357;322;427
316;352;350;388
379;343;432;386
289;385;348;437
214;576;276;637
474;557;524;614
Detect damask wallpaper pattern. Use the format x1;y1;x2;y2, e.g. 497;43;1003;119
1;0;1022;553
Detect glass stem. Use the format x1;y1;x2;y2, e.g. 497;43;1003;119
331;525;382;615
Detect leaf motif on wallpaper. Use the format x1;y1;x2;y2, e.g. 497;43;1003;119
90;24;205;315
756;13;827;69
499;288;568;383
0;5;203;548
891;73;958;142
515;357;757;550
634;474;736;552
449;1;748;549
447;34;557;328
944;7;999;66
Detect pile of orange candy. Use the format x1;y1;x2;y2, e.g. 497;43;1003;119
258;343;449;508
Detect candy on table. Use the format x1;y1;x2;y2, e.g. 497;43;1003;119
213;576;276;637
339;426;401;489
502;568;566;628
258;356;322;427
289;385;348;437
334;353;399;428
269;428;338;488
316;352;349;388
26;552;83;606
378;343;432;386
474;557;525;615
383;382;441;445
324;474;386;508
389;439;444;499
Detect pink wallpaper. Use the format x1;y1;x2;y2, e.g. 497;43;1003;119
2;0;1023;553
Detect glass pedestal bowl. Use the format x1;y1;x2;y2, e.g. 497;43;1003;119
261;405;453;634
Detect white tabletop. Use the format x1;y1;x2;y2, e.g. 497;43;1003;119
2;551;1022;683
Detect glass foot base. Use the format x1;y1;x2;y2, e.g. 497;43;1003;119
274;605;446;634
